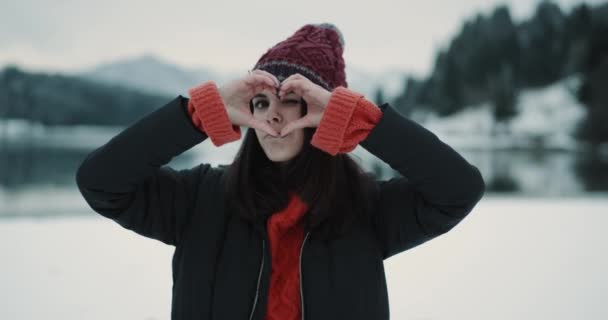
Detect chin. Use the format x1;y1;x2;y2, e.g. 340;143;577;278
266;152;298;163
257;132;305;163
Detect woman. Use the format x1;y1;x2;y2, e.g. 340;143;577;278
76;23;485;320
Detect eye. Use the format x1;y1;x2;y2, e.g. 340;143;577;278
283;99;300;105
253;100;269;109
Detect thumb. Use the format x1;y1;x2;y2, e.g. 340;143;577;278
280;117;311;137
248;118;279;137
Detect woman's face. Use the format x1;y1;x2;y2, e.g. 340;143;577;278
252;89;305;164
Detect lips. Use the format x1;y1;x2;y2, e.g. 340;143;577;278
267;132;291;140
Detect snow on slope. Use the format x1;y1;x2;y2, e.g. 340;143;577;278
421;75;586;151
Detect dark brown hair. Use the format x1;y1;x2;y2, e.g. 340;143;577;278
222;100;378;241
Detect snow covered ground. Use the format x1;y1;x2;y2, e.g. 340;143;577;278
1;195;606;320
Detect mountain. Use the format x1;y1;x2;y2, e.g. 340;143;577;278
0;65;170;126
77;54;407;102
76;54;229;97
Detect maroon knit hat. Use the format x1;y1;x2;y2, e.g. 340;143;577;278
252;23;347;91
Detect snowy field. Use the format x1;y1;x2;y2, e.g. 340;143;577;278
1;194;606;320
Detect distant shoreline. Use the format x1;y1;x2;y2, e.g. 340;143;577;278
1;118;600;153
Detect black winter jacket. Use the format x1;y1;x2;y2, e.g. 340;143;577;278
75;95;485;320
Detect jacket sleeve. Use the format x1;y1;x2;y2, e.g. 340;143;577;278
312;87;486;260
75;94;218;246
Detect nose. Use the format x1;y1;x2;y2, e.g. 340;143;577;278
265;102;283;125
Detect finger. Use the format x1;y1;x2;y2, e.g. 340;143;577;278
280;117;312;137
279;79;307;98
281;73;299;87
282;73;304;82
245;73;277;90
257;75;277;90
254;83;276;97
245;78;277;98
279;73;304;91
250;71;280;89
251;69;280;87
248;118;279;137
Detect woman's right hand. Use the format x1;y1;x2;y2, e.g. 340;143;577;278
218;69;281;137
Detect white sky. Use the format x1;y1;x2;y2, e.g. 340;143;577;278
0;0;604;77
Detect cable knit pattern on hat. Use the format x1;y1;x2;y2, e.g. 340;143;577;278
253;24;347;91
311;86;384;156
265;192;309;320
187;81;241;146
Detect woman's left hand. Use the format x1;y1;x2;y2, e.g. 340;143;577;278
278;73;332;137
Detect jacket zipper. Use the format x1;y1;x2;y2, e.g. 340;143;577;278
300;231;310;320
249;239;265;320
249;230;310;320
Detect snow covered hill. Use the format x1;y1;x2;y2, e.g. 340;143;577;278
76;54;407;101
75;54;227;97
3;57;587;157
418;75;587;151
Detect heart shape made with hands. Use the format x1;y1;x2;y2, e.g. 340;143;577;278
277;73;332;137
222;70;332;138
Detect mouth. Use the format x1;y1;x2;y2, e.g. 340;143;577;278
266;132;291;140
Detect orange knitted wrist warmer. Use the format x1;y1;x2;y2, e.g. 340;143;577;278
187;81;241;146
311;86;383;156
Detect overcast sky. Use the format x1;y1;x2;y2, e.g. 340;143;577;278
1;0;604;77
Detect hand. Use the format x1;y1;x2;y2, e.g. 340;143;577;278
278;73;332;137
218;70;281;137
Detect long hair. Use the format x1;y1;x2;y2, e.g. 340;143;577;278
222;99;378;241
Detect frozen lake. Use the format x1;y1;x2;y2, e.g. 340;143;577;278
1;194;606;320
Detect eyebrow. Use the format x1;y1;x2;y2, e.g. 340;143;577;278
253;93;268;99
252;93;300;100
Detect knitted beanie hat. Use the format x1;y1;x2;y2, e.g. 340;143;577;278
252;23;347;91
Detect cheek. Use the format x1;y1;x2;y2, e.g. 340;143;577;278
288;107;304;121
254;129;263;140
252;110;263;120
293;130;305;150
